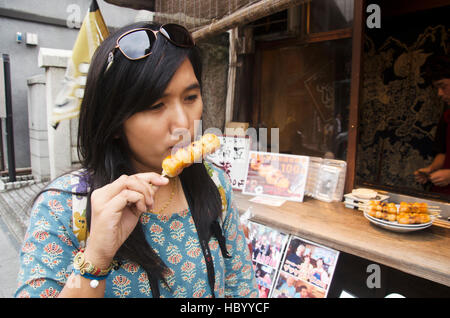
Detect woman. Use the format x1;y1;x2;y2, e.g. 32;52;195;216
309;258;329;290
296;254;313;281
15;22;257;298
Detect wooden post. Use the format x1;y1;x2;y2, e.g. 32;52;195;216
345;0;365;194
287;5;302;36
225;28;238;124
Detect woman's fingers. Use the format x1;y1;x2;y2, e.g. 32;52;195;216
134;172;169;187
106;189;148;215
93;173;169;209
133;173;169;200
126;175;155;208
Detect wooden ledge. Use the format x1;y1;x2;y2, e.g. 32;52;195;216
234;191;450;287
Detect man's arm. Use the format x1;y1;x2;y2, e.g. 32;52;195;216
414;153;446;184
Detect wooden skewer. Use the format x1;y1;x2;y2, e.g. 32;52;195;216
433;219;450;229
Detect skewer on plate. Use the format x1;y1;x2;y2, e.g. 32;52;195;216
359;200;444;224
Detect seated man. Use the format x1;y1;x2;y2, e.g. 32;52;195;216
414;55;450;194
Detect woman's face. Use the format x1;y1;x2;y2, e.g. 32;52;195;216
123;57;203;173
317;259;323;268
296;245;305;256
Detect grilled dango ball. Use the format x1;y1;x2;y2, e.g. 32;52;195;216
161;134;220;177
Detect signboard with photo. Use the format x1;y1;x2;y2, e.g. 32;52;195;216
248;221;289;298
206;135;250;190
273;236;339;298
243;151;310;202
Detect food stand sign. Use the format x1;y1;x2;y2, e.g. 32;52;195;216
243;151;310;202
206;135;251;190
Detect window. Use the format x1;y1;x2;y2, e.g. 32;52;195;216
254;38;352;160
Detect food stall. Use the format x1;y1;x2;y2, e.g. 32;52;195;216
206;136;449;297
202;0;450;298
121;0;450;297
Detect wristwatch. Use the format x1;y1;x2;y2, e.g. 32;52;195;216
73;249;114;277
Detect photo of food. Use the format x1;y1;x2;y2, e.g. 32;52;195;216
243;151;310;201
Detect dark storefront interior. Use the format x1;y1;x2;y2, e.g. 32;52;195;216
232;0;450;202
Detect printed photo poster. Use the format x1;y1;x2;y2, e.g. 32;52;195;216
206;135;250;190
248;221;289;298
273;236;339;298
243;151;310;202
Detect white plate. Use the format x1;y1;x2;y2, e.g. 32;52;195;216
352;188;378;199
364;212;433;228
363;212;433;233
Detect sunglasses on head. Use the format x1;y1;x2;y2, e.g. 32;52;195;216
105;24;195;72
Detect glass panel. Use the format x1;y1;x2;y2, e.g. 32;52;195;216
356;6;450;200
257;38;352;160
310;0;354;33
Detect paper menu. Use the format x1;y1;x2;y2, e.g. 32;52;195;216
206;135;250;190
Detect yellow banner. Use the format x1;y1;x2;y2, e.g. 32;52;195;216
52;0;109;128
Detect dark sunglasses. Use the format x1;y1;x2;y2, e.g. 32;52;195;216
105;24;195;71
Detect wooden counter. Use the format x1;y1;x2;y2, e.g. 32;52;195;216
233;192;450;287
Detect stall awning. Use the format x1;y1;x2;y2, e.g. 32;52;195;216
105;0;310;40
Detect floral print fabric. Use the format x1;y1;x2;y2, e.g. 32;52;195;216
15;163;257;298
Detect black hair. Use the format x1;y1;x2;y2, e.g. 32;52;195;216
423;54;450;83
33;22;222;292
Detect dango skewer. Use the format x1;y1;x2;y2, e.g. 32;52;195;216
161;133;221;178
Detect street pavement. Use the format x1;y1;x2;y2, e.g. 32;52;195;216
0;216;20;297
0;182;46;298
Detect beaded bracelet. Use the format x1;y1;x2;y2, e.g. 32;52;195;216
73;268;109;288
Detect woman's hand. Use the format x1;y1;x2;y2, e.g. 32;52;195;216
429;169;450;187
84;173;169;268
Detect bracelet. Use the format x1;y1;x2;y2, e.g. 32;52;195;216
72;268;108;288
73;268;109;281
73;249;115;278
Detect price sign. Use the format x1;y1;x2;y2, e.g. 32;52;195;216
243;151;310;202
206;135;250;190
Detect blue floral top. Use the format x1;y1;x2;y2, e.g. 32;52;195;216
15;163;257;298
